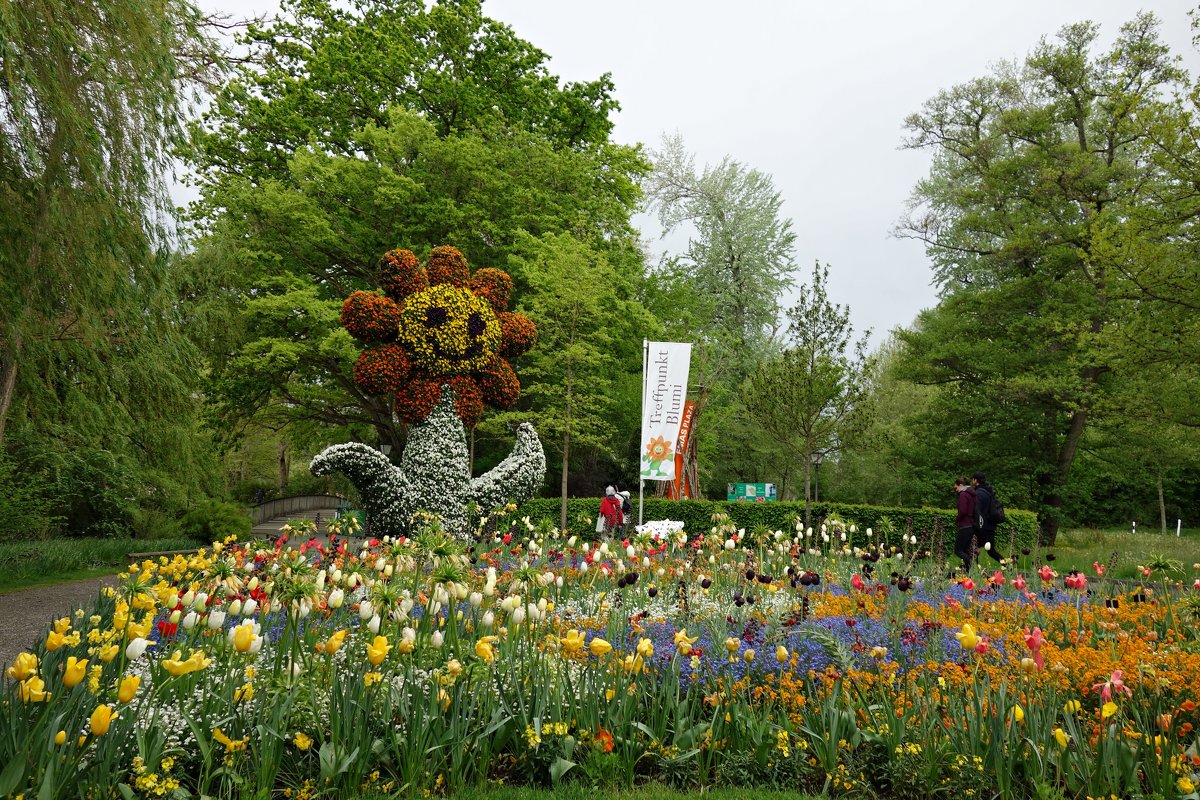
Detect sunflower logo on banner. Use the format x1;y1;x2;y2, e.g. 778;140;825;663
640;341;692;481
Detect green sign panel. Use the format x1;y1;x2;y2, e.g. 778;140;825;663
726;483;777;502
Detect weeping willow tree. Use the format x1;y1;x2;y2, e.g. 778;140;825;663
0;0;223;536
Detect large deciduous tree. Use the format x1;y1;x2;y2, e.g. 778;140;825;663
644;134;796;497
185;0;649;467
896;13;1197;544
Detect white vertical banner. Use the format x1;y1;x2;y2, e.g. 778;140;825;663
640;341;692;481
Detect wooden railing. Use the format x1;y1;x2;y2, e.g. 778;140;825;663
251;495;347;524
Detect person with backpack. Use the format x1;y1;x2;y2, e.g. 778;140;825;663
971;472;1004;565
953;477;977;573
618;490;633;537
599;486;623;539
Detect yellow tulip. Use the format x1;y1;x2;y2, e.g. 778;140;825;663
775;646;789;664
53;617;72;635
19;676;50;703
367;635;391;666
1063;700;1081;714
62;656;88;689
560;630;585;657
97;644;119;663
474;635;498;664
589;638;613;657
623;654;645;674
89;705;117;736
724;637;741;653
1053;727;1069;748
954;623;980;651
117;675;140;703
54;730;67;746
1012;704;1024;723
232;622;257;653
636;638;654;659
45;630;65;651
674;629;698;656
323;629;348;655
394;637;416;655
6;652;38;681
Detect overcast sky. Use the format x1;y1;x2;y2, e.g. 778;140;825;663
198;0;1199;344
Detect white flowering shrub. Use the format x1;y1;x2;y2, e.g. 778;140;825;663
635;519;686;541
312;385;545;539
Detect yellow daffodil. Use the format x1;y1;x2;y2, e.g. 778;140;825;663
62;656;88;689
1063;700;1081;714
6;652;38;681
623;654;645;674
117;674;140;703
560;630;585;657
589;637;613;657
293;732;313;750
53;617;72;635
1053;727;1069;748
1102;701;1118;720
674;629;698;656
19;676;50;703
954;623;980;651
1178;777;1195;794
364;672;383;687
367;635;392;666
636;638;654;659
89;705;117;736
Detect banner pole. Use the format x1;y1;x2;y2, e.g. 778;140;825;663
639;338;648;528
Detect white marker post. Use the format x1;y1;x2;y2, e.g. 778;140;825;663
638;339;648;528
1132;521;1136;536
1177;519;1183;538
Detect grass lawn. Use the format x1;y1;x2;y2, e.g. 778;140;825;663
0;536;204;594
1006;526;1200;582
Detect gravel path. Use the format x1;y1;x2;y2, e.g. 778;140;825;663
0;575;117;670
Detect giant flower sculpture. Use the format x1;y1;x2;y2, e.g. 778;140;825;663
312;246;545;538
341;246;536;426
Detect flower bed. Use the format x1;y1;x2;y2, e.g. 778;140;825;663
2;512;1199;799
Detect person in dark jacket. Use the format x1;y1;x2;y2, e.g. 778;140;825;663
953;477;977;572
972;472;1003;565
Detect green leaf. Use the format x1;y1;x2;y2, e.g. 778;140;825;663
549;757;576;785
0;757;24;798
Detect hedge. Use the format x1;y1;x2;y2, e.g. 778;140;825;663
516;497;1038;557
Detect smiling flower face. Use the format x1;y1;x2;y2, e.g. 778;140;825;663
342;246;536;425
398;284;501;375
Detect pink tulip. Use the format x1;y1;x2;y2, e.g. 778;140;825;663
1092;669;1133;702
1038;565;1056;582
851;574;865;591
1013;575;1027;591
1092;561;1106;577
1023;627;1044;651
961;578;975;591
990;570;1006;586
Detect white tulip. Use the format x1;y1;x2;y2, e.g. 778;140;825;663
430;630;444;649
537;598;547;613
402;626;416;642
643;557;651;568
193;592;208;611
626;545;636;558
368;614;381;634
359;600;374;620
181;590;196;608
125;637;152;660
567;536;578;547
168;609;181;625
580;561;589;573
327;589;345;609
469;591;483;608
207;609;226;630
482;611;495;628
384;564;394;578
242;599;258;616
400;597;414;615
511;607;526;625
316;570;327;591
724;539;735;550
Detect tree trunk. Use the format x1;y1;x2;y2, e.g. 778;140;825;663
803;456;813;529
1158;472;1167;535
560;429;570;534
0;349;18;448
1037;406;1090;547
277;440;288;492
